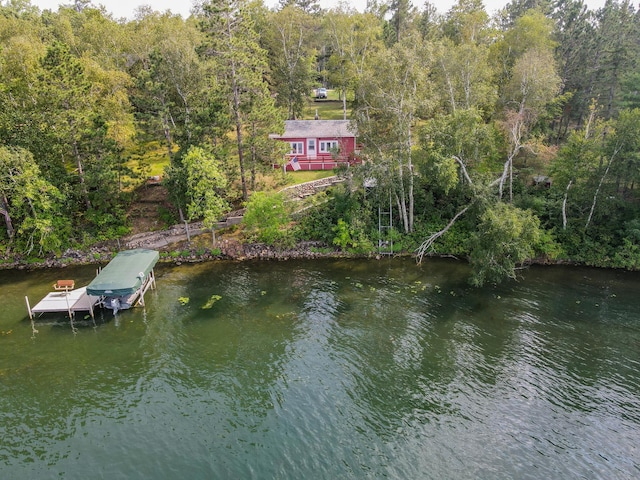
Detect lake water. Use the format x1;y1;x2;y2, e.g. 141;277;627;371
1;258;639;479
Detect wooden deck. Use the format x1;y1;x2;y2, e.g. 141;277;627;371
26;287;100;320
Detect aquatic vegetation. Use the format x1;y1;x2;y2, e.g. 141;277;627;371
202;294;222;309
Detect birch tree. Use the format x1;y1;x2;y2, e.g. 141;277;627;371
324;9;384;119
499;47;561;201
355;36;433;233
264;5;315;120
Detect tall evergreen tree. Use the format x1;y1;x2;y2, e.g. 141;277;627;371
551;0;594;136
587;0;639;119
199;0;282;201
385;0;413;45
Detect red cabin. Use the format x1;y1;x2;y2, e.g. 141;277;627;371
270;120;359;171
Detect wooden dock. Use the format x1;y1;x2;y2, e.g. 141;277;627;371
26;287;100;320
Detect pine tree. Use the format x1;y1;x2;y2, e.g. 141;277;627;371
199;0;282;201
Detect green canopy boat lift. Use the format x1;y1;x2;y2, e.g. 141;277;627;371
86;249;159;314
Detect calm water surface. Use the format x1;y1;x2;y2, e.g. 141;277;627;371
0;258;639;479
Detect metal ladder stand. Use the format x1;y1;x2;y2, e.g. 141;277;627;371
378;194;393;255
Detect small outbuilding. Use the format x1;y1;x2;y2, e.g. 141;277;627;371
270;120;359;171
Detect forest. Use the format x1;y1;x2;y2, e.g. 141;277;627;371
1;0;639;285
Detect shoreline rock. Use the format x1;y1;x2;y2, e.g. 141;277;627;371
0;238;605;272
0;240;373;271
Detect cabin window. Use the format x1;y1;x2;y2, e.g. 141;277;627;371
308;140;315;151
320;140;339;153
290;142;304;154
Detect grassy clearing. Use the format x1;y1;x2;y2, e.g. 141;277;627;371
283;170;336;184
303;90;351;120
250;169;336;196
122;140;170;190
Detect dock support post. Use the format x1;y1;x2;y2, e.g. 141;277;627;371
64;292;77;334
25;296;33;320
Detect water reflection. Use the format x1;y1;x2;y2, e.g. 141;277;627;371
0;260;639;478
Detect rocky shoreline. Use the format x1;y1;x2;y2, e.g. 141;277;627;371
0;238;374;271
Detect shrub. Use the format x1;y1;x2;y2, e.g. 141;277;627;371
242;192;290;245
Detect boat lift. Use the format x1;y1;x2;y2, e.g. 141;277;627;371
25;249;159;332
86;249;159;315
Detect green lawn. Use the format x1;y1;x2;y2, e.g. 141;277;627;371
282;170;336;185
303;89;351;120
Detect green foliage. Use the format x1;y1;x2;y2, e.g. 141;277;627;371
262;6;316;120
242;191;290;245
332;218;353;250
469;203;543;286
199;0;282;200
414;219;473;257
0;2;638;274
294;201;338;244
0;146;72;255
613;239;640;270
418;108;502;193
535;228;564;261
157;206;177;227
84;209;130;241
180;146;229;238
332;218;374;253
620;73;640;111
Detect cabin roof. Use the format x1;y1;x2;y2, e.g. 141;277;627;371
271;120;356;139
86;249;159;297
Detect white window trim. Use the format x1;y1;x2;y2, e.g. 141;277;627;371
319;140;339;153
290;141;304;155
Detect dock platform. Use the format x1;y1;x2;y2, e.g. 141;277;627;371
26;287;100;320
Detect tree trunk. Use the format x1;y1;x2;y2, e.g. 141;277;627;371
416;204;471;263
342;86;347;120
562;180;572;230
72;140;91;210
0;194;14;240
509;157;513;202
498;158;510;199
586;153;615;229
162;112;174;164
250;140;257;191
231;64;248;201
396;157;409;233
407;119;414;232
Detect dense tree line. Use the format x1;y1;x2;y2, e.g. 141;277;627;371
0;0;639;283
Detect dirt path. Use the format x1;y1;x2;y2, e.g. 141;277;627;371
123;176;342;251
